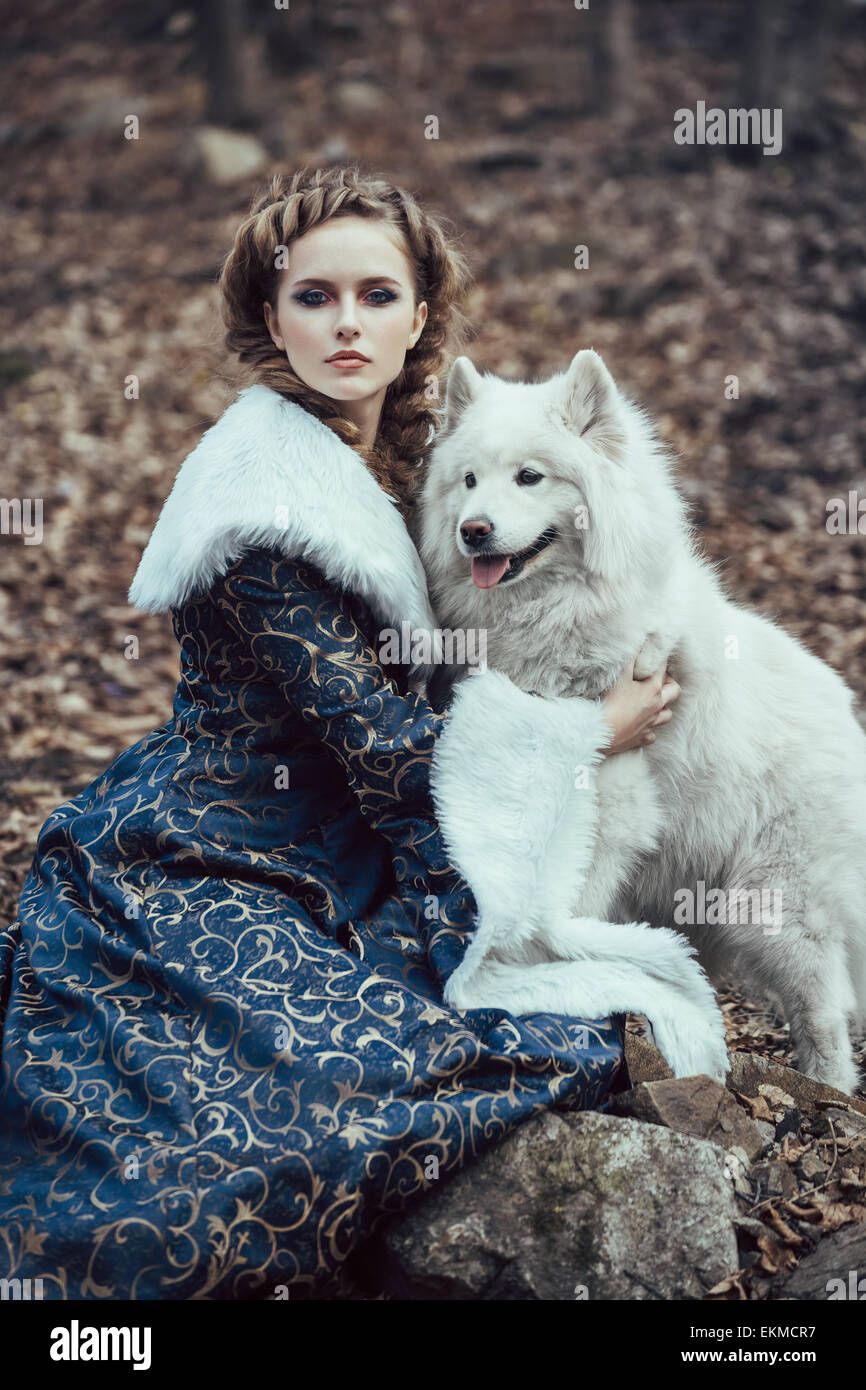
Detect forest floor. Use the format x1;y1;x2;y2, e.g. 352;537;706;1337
2;0;866;1298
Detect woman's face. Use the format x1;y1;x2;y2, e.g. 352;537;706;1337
263;215;427;429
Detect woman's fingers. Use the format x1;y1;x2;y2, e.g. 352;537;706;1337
603;653;681;755
642;660;666;692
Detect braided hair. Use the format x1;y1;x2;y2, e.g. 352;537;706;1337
218;165;473;520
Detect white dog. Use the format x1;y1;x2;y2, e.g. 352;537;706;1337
418;349;866;1094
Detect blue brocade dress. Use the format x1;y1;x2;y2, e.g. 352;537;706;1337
0;544;624;1299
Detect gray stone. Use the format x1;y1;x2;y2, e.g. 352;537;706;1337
797;1152;829;1183
755;1119;777;1152
728;1051;866;1118
611;1074;765;1162
816;1106;866;1139
361;1109;739;1300
751;1158;799;1201
734;1215;769;1243
845;1138;866;1168
336;82;386;114
777;1223;866;1300
190;126;269;186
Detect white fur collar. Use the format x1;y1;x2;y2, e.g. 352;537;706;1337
128;384;438;636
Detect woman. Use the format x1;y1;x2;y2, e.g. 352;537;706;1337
0;166;683;1300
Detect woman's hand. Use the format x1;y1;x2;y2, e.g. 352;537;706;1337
599;657;680;756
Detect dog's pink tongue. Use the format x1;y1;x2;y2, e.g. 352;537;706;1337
471;555;511;589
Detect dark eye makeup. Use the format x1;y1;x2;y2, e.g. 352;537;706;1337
293;288;398;308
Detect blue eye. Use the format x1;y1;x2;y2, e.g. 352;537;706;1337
292;288;397;308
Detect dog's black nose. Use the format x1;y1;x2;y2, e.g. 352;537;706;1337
460;518;494;548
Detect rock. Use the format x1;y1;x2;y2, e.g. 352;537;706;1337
623;1030;674;1086
777;1223;866;1300
754;1119;777;1151
728;1051;866;1118
734;1215;769;1243
356;1109;739;1300
336;82;386;114
797;1152;829;1183
774;1105;803;1142
189;126;269;186
611;1074;765;1162
845;1137;866;1168
319;136;351;162
805;1107;864;1139
752;1158;799;1201
814;1106;866;1139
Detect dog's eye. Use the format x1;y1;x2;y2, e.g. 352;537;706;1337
517;468;543;485
464;472;476;489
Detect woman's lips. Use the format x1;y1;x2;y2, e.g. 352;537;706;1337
328;357;369;369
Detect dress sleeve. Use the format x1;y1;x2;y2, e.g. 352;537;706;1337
214;551;449;841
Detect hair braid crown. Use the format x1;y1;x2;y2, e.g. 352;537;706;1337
218;165;473;518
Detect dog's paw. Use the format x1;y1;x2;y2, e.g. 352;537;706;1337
795;1052;861;1098
649;1011;730;1084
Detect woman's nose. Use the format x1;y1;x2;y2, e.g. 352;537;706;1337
334;297;361;337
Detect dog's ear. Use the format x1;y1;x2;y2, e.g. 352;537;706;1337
558;350;626;456
443;357;482;430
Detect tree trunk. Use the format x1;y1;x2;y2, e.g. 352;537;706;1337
196;0;249;128
592;0;634;122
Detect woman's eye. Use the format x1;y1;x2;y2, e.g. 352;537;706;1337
465;472;476;489
294;288;397;308
517;468;543;485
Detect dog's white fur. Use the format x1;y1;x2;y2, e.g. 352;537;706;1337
430;668;728;1081
418;350;866;1094
129;383;729;1082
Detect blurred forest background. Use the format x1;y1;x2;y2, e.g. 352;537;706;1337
1;0;865;1075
